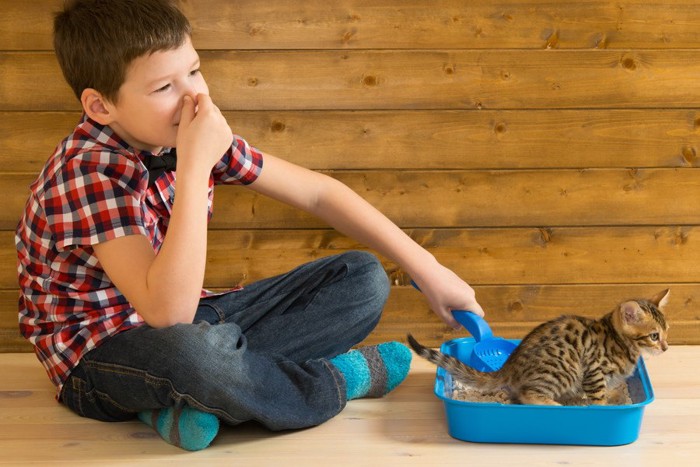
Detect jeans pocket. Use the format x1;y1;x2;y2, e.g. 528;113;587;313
61;373;88;418
61;370;132;422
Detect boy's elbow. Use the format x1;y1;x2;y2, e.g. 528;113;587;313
143;315;190;329
138;303;196;328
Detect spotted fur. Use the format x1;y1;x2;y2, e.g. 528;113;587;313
407;289;670;405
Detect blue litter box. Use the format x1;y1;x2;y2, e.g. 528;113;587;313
435;337;655;446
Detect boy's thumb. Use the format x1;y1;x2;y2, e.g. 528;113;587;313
179;95;195;127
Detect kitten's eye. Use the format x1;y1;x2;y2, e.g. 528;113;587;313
649;332;659;342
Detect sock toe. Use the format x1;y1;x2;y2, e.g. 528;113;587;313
377;342;412;392
331;342;412;400
178;406;219;451
137;406;219;451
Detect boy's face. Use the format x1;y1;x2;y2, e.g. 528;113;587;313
104;36;209;154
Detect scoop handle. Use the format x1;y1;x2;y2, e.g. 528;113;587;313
452;311;493;342
409;280;492;342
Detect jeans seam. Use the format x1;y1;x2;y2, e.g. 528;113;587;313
206;302;228;324
90;388;135;414
72;376;84;416
321;359;346;408
82;360;244;423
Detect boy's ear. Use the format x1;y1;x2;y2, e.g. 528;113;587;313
80;88;115;125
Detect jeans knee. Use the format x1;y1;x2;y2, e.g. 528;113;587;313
346;250;390;308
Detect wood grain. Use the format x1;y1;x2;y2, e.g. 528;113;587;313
5;0;700;50
6;282;698;349
4;50;700;111
2;110;699;172
1;349;699;463
4;226;700;289
3;168;700;229
208;169;700;229
198;227;700;286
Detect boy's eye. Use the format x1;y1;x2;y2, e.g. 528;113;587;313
189;68;201;77
154;83;171;93
649;332;659;342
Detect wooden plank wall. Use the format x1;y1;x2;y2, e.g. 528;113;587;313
1;0;699;352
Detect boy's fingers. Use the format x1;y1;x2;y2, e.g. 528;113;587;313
179;95;195;127
194;93;213;113
467;301;485;318
445;313;460;329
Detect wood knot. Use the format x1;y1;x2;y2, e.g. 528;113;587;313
508;301;524;313
623;168;643;191
443;64;456;75
270;121;286;132
621;56;637;70
535;227;553;247
362;75;378;86
130;431;159;440
388;269;409;286
247;77;258;87
500;70;511;81
494;122;507;134
342;29;357;44
672;230;689;246
594;33;609;49
544;30;560;49
0;390;32;398
681;146;697;165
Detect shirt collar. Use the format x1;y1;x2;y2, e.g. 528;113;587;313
77;114;173;161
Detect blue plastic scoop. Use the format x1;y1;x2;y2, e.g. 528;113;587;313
410;280;516;372
451;310;517;372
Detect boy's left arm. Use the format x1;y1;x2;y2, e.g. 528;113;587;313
247;153;483;328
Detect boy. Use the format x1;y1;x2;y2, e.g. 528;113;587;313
15;0;484;451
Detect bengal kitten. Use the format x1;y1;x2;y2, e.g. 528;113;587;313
408;289;670;406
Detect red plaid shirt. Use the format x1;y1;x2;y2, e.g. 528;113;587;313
15;116;263;396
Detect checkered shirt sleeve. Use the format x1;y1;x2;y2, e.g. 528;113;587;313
212;134;264;185
49;151;149;250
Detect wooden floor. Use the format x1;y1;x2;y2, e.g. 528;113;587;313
1;348;699;466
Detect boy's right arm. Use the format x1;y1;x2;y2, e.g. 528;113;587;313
93;94;232;328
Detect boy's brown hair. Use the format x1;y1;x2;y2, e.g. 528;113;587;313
54;0;191;103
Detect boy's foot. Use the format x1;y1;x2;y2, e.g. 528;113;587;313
138;405;219;451
330;342;412;400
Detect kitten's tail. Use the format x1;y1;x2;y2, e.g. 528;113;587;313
406;333;490;387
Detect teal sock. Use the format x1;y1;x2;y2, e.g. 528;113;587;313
330;342;412;400
137;405;219;451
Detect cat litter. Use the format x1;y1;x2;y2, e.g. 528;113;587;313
451;379;632;405
434;337;655;446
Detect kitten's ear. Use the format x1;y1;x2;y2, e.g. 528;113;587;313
621;301;644;325
650;289;670;309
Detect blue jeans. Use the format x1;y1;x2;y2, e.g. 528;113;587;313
60;251;389;430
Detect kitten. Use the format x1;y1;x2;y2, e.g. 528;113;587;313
408;289;670;406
